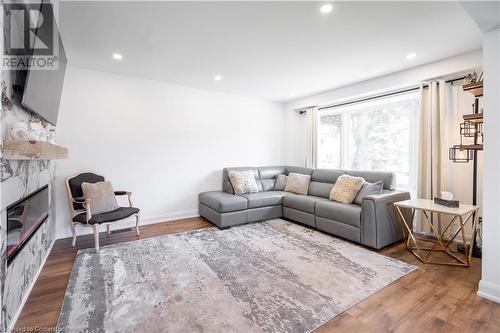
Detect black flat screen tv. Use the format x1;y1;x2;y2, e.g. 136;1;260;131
9;1;67;126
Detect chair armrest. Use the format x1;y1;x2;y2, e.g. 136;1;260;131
114;191;128;196
73;196;86;203
361;191;411;249
84;199;92;222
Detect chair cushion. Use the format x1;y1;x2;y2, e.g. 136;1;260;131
81;181;119;214
283;194;328;214
315;201;361;228
73;207;139;225
243;191;286;208
199;191;248;213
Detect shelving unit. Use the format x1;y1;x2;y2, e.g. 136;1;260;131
463;82;483;97
2;140;68;160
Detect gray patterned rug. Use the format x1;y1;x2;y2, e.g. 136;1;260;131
57;219;415;333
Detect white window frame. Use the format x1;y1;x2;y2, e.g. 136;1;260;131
317;91;419;193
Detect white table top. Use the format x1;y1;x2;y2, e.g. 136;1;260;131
394;198;478;216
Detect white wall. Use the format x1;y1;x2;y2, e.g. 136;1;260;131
479;27;500;303
54;66;286;239
284;50;483;167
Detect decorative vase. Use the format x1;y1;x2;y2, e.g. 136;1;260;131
28;120;45;141
47;129;56;144
10;121;30;141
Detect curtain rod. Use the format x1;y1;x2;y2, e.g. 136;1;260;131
318;86;420;111
317;76;466;112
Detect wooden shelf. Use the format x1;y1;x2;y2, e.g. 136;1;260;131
463;113;483;123
462;144;483;151
463;82;483;97
2;140;68;160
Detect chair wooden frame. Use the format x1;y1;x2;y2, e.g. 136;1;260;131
65;172;140;251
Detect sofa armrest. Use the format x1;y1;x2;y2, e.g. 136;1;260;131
361;191;410;249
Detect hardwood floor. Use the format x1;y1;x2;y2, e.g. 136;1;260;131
14;218;500;333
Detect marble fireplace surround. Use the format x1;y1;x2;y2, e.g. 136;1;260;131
1;74;58;331
1;158;56;332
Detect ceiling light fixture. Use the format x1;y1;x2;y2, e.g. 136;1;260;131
112;53;123;60
214;75;222;81
406;53;416;60
320;4;334;14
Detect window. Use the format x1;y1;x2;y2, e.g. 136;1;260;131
317;92;419;192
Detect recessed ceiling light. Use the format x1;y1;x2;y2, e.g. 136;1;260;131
214;75;222;81
406;53;417;60
320;4;334;14
112;53;123;60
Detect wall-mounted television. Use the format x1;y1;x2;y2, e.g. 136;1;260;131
6;1;67;126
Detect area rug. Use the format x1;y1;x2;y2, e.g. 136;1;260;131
57;219;415;333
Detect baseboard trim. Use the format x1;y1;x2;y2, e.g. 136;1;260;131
478;280;500;303
8;239;56;332
56;209;200;239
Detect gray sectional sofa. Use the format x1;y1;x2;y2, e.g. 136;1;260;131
199;166;410;250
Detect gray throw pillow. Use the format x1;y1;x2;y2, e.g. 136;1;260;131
81;181;119;215
274;174;288;191
354;181;383;205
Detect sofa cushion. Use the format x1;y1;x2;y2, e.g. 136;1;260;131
274;174;288;191
258;166;287;179
329;174;364;204
308;182;334;198
315;201;362;228
261;179;276;191
223;167;260;194
228;170;259;195
199;191;248;213
311;169;346;183
283;193;328;214
243;191;286;208
354;181;383;205
286;166;313;176
346;170;395;190
285;173;311;195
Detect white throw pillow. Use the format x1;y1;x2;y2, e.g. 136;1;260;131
228;170;259;195
329;175;365;204
81;181;119;215
284;173;311;195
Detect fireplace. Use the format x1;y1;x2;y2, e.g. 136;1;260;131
7;185;49;265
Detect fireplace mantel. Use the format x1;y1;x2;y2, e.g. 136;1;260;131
2;140;68;160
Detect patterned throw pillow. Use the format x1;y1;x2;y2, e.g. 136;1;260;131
329;175;365;204
274;174;288;191
81;181;119;215
353;181;383;205
228;170;259;195
284;173;311;195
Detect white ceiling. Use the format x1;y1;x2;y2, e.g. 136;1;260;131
58;1;482;102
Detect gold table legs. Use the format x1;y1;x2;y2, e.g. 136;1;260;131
395;206;479;267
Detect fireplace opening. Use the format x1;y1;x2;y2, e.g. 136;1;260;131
7;185;49;265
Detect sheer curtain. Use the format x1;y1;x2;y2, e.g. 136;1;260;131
417;80;447;233
305;106;318;168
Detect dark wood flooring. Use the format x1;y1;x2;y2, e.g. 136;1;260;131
13;218;500;332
